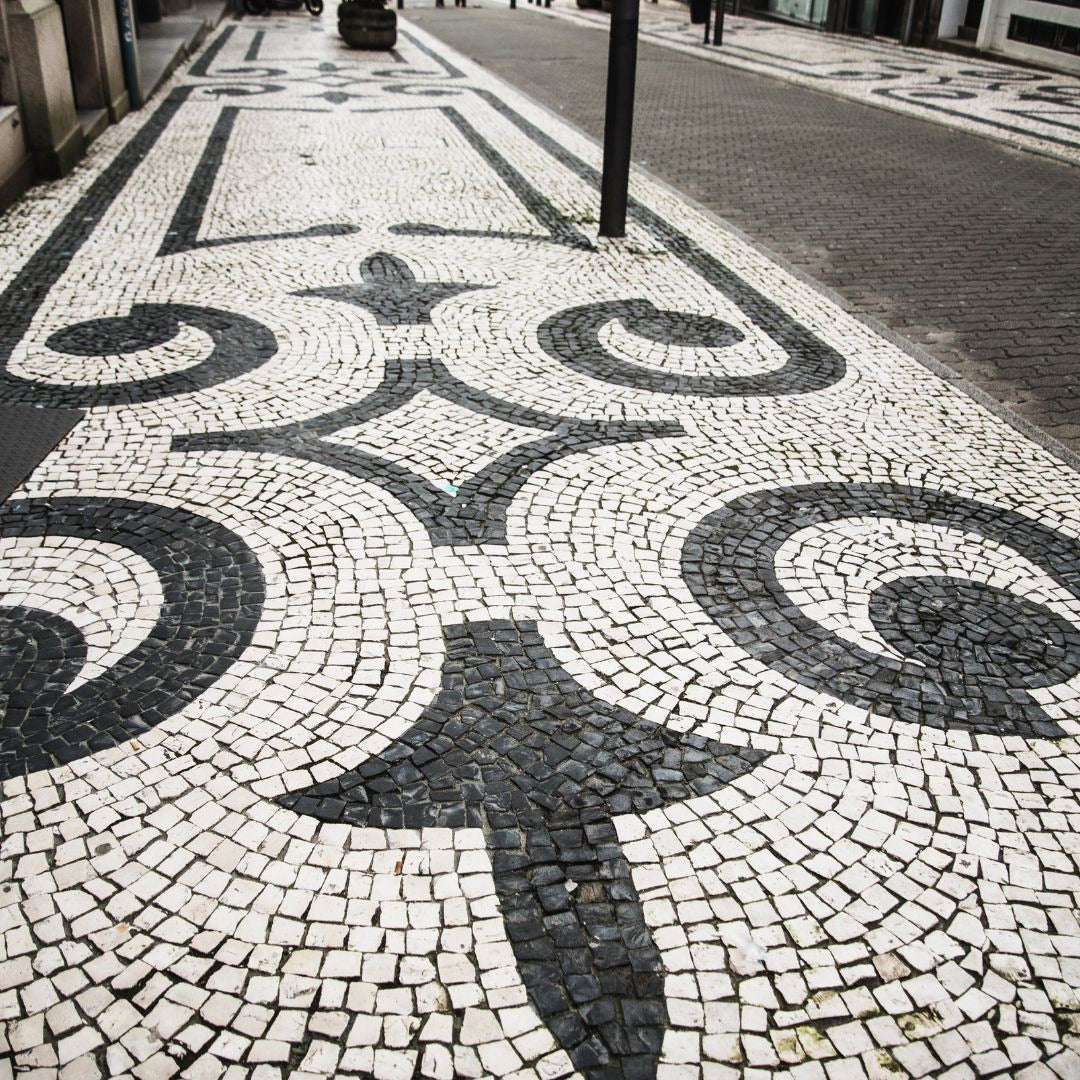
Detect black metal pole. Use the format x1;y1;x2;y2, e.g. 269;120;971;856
598;0;640;238
703;0;711;44
115;0;143;108
713;0;724;43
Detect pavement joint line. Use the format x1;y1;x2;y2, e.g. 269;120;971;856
2;12;1080;1080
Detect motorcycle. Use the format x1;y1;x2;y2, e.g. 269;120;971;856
243;0;324;16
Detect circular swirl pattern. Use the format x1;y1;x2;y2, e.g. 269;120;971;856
683;482;1080;737
1;303;277;407
869;574;1080;685
0;496;265;778
537;298;846;396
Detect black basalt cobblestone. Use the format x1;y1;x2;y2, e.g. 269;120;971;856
0;497;265;779
683;481;1080;737
281;619;767;1080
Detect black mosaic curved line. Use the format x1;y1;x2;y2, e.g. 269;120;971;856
374;66;463;80
0;303;278;408
215;66;290;78
280;619;768;1080
970;69;1053;85
383;85;464;98
469;88;852;393
0;497;265;779
199;84;287;98
295;251;490;325
0;87;193;393
1016;81;1080;100
683;482;1080;737
540;300;745;395
174;356;683;546
538;298;845;396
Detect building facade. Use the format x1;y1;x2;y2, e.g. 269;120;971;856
975;0;1079;72
741;0;1079;71
0;0;222;212
0;0;137;206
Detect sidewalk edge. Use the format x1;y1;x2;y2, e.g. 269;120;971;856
636;162;1080;474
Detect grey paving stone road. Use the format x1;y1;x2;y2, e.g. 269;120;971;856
406;5;1080;453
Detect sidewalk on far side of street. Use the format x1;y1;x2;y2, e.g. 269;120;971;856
527;0;1080;165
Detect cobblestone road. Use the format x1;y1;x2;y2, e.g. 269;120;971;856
4;13;1080;1080
408;5;1080;454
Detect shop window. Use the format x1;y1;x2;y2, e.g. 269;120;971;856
742;0;828;27
1008;13;1080;52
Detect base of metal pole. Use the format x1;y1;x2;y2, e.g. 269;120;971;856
899;0;916;43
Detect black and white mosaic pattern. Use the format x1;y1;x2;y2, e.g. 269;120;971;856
683;483;1080;739
3;15;1080;1080
281;620;766;1079
0;496;264;779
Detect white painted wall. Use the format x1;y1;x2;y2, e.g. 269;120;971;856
937;0;966;39
0;105;28;190
978;0;1080;73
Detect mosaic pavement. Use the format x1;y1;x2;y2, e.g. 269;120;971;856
536;2;1080;165
2;14;1080;1080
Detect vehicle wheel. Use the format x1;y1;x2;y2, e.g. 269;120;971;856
338;2;396;47
306;0;324;14
243;0;267;14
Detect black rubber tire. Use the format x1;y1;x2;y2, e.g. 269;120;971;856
243;0;268;14
306;0;324;14
338;4;396;47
